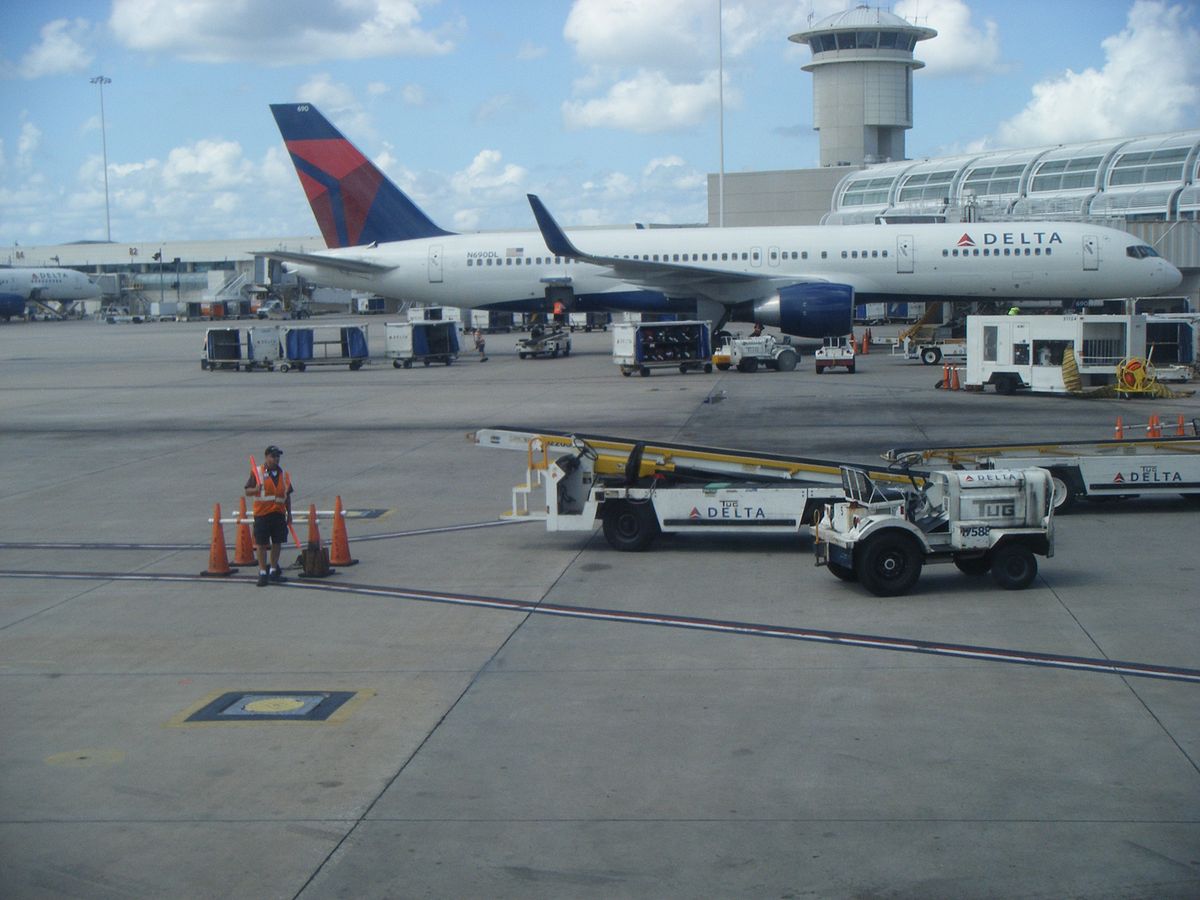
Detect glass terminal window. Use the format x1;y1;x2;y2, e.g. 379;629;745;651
1109;147;1190;186
1031;156;1102;192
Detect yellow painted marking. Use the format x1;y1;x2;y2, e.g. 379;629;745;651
244;697;306;713
46;748;125;767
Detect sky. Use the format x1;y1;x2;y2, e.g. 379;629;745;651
1;0;1197;248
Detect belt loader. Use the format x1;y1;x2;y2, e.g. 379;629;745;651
470;427;919;552
886;427;1200;512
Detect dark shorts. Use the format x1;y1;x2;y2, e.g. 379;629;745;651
253;512;288;546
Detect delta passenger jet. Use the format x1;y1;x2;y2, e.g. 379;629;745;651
0;267;100;320
264;103;1181;337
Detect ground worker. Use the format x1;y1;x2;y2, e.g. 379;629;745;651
244;444;294;587
751;322;764;337
473;328;488;362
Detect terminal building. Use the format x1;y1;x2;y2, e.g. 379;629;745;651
7;4;1199;314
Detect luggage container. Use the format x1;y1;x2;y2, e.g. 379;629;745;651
385;321;460;368
612;320;711;377
201;327;244;371
279;324;370;372
244;325;282;371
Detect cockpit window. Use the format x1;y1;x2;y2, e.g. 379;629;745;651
1126;244;1160;259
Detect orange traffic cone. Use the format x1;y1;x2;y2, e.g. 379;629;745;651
1148;414;1162;438
1114;416;1124;439
329;495;358;566
233;496;256;566
941;363;950;389
950;367;961;391
862;329;871;354
1177;414;1186;437
306;503;323;549
202;502;234;576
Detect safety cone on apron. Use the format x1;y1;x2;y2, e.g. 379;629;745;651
202;503;235;576
299;503;332;578
329;496;358;566
233;496;256;566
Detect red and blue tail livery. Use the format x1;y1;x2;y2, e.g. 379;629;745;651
270;103;451;248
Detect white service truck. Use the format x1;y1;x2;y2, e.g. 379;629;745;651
814;335;857;374
814;465;1055;596
966;314;1147;394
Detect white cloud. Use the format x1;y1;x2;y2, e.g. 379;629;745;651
109;0;457;64
162;140;254;190
517;41;547;61
18;18;94;79
16;122;42;170
450;149;526;197
400;84;426;105
997;1;1200;146
563;69;723;133
894;0;1000;76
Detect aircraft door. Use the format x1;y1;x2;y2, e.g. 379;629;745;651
428;245;444;283
1082;234;1099;271
897;235;914;273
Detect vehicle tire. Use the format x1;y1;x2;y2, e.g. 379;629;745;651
847;362;856;374
639;366;650;377
403;360;412;369
775;349;798;372
296;363;306;372
602;500;659;551
703;363;713;373
1049;468;1080;514
393;360;402;369
828;561;857;582
814;364;823;374
995;374;1018;395
716;363;730;371
621;368;631;377
855;532;924;597
740;357;760;373
519;353;528;359
990;543;1038;590
921;347;942;365
954;555;991;576
280;363;290;373
349;360;363;370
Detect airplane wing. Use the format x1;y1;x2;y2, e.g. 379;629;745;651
252;249;396;276
527;194;826;296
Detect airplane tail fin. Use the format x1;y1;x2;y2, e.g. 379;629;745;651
270;103;452;248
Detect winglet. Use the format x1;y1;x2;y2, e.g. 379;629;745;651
527;194;586;259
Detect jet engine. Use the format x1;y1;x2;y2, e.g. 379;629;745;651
749;283;853;338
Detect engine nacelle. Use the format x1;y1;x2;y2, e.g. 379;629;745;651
752;283;853;338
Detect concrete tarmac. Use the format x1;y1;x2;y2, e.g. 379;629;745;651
1;318;1198;899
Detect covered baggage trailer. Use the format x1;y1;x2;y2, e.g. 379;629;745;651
386;321;459;368
612;320;712;376
279;324;370;372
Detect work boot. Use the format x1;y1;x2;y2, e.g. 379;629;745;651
270;567;287;583
257;571;269;587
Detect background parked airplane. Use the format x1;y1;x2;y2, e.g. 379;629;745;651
266;103;1181;337
0;266;100;320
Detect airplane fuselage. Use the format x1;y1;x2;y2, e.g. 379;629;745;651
0;267;100;319
287;221;1181;316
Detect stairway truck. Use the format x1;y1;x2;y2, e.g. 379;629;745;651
612;320;712;376
814;466;1054;596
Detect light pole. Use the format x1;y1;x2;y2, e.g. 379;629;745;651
90;75;112;241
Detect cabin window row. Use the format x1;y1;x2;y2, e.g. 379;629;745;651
467;256;579;266
942;247;1053;257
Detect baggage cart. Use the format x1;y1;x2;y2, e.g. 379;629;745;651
243;325;282;371
278;324;370;372
201;327;245;371
612;320;712;376
385;321;459;368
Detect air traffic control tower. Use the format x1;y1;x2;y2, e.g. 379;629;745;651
790;6;936;167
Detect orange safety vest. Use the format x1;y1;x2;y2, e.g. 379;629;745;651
253;468;290;517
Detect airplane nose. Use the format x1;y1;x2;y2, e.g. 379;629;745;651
1163;260;1183;290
